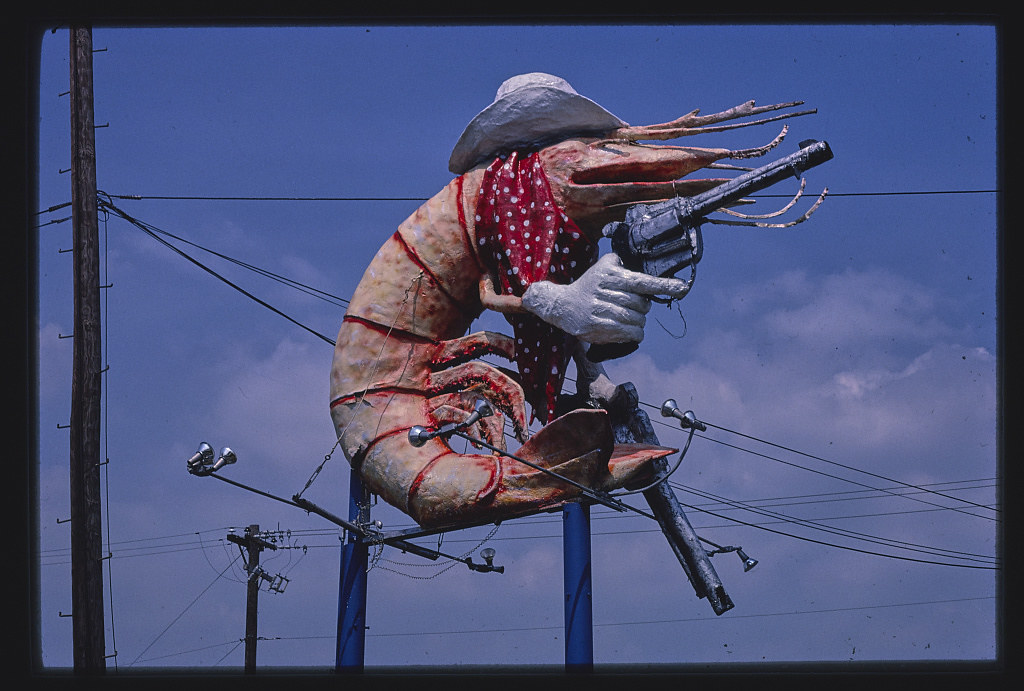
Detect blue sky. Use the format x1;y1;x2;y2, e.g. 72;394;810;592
31;22;1000;672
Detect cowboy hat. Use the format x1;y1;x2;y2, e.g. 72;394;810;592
448;72;627;175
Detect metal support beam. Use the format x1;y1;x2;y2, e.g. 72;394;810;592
336;469;368;672
563;501;593;673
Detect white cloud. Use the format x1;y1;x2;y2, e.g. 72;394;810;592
758;267;950;347
605;267;997;499
207;338;337;479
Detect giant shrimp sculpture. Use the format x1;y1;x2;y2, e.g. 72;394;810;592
330;73;817;529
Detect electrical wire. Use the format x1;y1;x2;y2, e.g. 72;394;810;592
472;478;996;526
127;593;997;663
673;426;998;523
101;194;431;202
36;476;994;561
127;553;242;667
694;413;999;516
75;197;999;571
664;494;997;570
399;498;998;567
129;639;242;666
99;208;119;670
94;189;999;202
671;482;997;566
97;207;351;309
212;640;245;667
95;195;338;346
690;478;996;511
349;596;996;638
37;526;341;561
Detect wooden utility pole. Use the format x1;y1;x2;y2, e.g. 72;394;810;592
227;524;276;673
68;23;106;674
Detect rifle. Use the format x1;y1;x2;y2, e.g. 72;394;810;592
569;351;734;615
588;139;834;362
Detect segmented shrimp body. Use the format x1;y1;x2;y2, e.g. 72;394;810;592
330;170;657;528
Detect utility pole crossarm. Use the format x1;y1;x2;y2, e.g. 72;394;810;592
227;531;278;557
226;524;272;673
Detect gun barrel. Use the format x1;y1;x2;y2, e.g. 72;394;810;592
684;139;833;220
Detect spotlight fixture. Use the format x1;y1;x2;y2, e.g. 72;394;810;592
469;546;503;574
480;547;496;567
409;399;494;447
408;425;433;448
211;447;237;472
186;443;237;475
186;442;215;471
660;399;707;431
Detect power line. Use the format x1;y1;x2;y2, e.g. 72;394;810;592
694;478;997;511
91;205;991;525
661;497;997;570
100;202;997;529
399;499;998;567
131;639;243;666
128;594;996;664
96;197;338;345
56;473;967;555
101;194;433;202
376;477;997;532
100;209;119;671
436;490;998;544
671;482;997;566
127;553;241;667
92;189;999;203
673;424;999;523
352;596;996;638
97;201;351;309
595;596;997;628
37;481;997;568
460;505;997;549
800;189;998;197
696;416;1000;516
65;199;998;571
39;530;329;583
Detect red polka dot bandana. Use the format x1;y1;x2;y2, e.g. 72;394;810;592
473;151;598;424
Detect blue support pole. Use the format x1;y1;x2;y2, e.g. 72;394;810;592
336;468;368;672
563;501;594;673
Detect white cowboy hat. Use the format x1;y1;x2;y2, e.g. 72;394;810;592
448;72;628;175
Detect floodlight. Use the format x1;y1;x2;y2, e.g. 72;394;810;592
211;447;237;472
408;425;432;447
736;548;758;572
472;398;493;420
187;442;215;470
660;399;706;431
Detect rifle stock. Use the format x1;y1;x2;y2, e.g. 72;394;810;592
594;378;733;615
